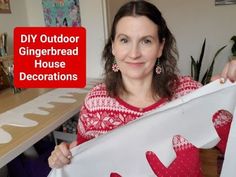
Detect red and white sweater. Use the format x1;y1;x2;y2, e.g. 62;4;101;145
76;76;232;177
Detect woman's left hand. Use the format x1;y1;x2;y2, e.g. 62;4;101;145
211;59;236;83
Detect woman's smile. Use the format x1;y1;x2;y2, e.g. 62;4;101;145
126;62;145;67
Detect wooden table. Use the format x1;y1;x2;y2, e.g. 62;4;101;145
0;88;86;168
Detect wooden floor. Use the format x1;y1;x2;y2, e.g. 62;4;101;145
200;148;221;177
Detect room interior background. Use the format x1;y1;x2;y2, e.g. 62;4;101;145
0;0;235;78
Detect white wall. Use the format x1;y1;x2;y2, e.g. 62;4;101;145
25;0;45;27
147;0;236;76
0;0;106;78
1;0;236;78
23;0;107;78
0;0;28;54
79;0;106;78
106;0;130;32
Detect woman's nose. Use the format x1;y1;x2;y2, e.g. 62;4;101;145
129;43;141;59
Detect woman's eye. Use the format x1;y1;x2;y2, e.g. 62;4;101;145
142;39;152;44
120;38;128;43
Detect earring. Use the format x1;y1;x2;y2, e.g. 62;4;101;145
112;59;119;72
155;59;162;74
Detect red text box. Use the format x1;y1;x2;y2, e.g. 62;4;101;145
14;27;86;88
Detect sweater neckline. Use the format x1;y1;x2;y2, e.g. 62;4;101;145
115;96;167;112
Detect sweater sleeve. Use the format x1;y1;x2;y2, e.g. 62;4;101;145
212;109;233;153
76;104;92;145
76;85;98;145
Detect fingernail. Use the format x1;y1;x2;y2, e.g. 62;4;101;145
220;78;225;84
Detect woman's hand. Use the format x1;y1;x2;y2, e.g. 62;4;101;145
211;59;236;83
48;140;77;169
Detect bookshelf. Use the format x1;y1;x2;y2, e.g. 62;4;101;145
0;55;13;90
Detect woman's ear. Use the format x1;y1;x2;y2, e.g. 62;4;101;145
111;41;115;56
157;38;165;58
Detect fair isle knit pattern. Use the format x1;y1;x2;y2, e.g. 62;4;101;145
78;84;144;139
213;110;232;128
77;76;232;177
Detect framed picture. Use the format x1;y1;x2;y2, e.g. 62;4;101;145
215;0;236;5
42;0;81;27
0;0;11;13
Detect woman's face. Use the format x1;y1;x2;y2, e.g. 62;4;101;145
112;16;165;80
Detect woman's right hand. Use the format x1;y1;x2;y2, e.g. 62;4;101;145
48;141;77;169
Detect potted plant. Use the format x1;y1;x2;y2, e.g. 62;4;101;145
191;38;227;85
230;36;236;60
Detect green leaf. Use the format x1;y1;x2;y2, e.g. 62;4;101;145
196;38;206;81
191;56;198;81
212;45;227;61
231;35;236;42
203;60;215;85
202;45;226;85
232;44;236;56
231;36;236;56
190;39;226;85
201;69;209;85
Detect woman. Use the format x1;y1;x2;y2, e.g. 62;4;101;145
48;1;236;176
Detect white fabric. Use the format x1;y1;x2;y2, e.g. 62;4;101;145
0;78;101;144
48;79;236;177
221;98;236;177
0;88;88;144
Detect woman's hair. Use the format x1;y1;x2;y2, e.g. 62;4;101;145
102;0;179;100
